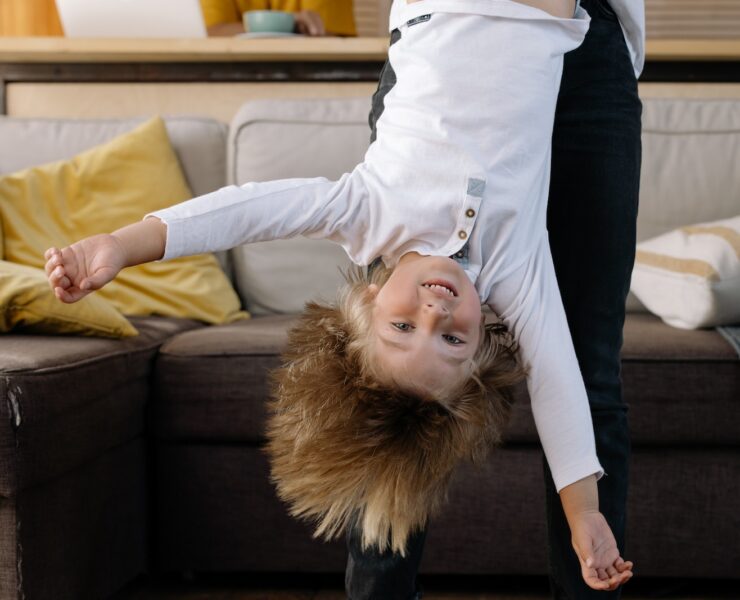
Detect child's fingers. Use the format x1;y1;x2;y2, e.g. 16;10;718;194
606;567;633;588
56;274;72;290
49;266;72;291
583;574;612;591
49;264;64;282
608;570;633;589
581;557;634;591
44;251;62;276
55;285;86;304
616;559;634;572
54;286;75;303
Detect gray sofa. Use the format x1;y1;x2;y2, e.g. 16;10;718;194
1;97;739;600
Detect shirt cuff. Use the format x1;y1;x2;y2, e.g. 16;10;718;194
143;209;184;261
552;458;605;493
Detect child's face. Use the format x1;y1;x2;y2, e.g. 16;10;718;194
369;253;482;396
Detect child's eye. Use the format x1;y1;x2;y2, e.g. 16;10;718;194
392;322;412;331
443;334;464;345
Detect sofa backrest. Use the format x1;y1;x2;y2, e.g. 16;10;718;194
227;98;370;315
0;116;232;275
228;96;740;315
640;98;740;242
0;116;227;198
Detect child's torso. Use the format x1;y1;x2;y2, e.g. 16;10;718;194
356;5;588;297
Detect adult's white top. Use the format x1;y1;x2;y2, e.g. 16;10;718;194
150;2;604;491
389;0;646;76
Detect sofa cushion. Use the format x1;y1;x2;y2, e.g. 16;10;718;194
0;316;203;497
506;313;740;445
0;117;245;324
0;115;234;276
626;97;740;313
154;316;292;441
0;260;138;338
227;99;368;315
639;98;740;243
153;313;740;446
0;116;227;197
630;215;740;329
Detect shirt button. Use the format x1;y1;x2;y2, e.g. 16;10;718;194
466;208;476;218
458;231;467;240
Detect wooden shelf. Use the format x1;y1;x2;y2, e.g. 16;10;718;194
646;39;740;61
1;37;740;63
0;36;390;63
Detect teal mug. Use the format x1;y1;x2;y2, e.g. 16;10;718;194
243;10;296;34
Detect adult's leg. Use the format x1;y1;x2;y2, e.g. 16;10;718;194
344;27;428;600
545;0;642;598
345;515;428;600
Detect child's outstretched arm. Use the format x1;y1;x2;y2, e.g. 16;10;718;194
45;217;166;303
486;234;634;591
560;475;634;590
47;173;366;303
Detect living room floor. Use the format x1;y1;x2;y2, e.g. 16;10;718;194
113;575;736;600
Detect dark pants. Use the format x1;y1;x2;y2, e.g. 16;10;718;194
347;1;642;598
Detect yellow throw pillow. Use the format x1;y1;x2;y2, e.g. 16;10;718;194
0;117;247;324
0;261;138;338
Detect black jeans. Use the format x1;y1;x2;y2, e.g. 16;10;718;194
348;1;642;598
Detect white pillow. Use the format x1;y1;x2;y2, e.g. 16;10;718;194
630;215;740;329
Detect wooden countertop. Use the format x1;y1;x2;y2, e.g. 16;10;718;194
0;37;390;62
1;37;740;63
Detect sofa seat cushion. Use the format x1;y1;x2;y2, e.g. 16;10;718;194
621;313;739;444
506;313;739;445
154;315;293;442
153;313;739;447
0;316;203;497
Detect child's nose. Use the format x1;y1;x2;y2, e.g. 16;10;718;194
423;302;449;318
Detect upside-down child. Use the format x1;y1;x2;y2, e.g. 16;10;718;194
46;0;633;591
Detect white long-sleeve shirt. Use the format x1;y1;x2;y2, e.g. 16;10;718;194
390;0;646;77
150;2;604;491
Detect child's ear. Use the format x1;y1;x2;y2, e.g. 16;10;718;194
367;283;380;299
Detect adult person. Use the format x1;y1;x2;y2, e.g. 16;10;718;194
346;0;645;598
200;0;356;36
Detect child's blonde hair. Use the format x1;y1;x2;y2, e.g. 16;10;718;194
265;266;526;556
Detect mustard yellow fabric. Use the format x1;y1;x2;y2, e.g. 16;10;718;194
0;260;138;338
200;0;356;36
0;117;247;325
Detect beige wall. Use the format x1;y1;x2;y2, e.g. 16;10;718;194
8;81;740;123
6;82;379;122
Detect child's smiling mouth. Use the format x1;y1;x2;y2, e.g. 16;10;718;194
422;280;458;297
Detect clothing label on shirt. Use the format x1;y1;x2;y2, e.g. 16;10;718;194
407;14;431;27
467;178;486;197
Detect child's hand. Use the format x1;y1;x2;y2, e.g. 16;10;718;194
569;510;634;591
45;234;126;303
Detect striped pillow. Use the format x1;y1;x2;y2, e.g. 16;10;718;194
631;216;740;329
